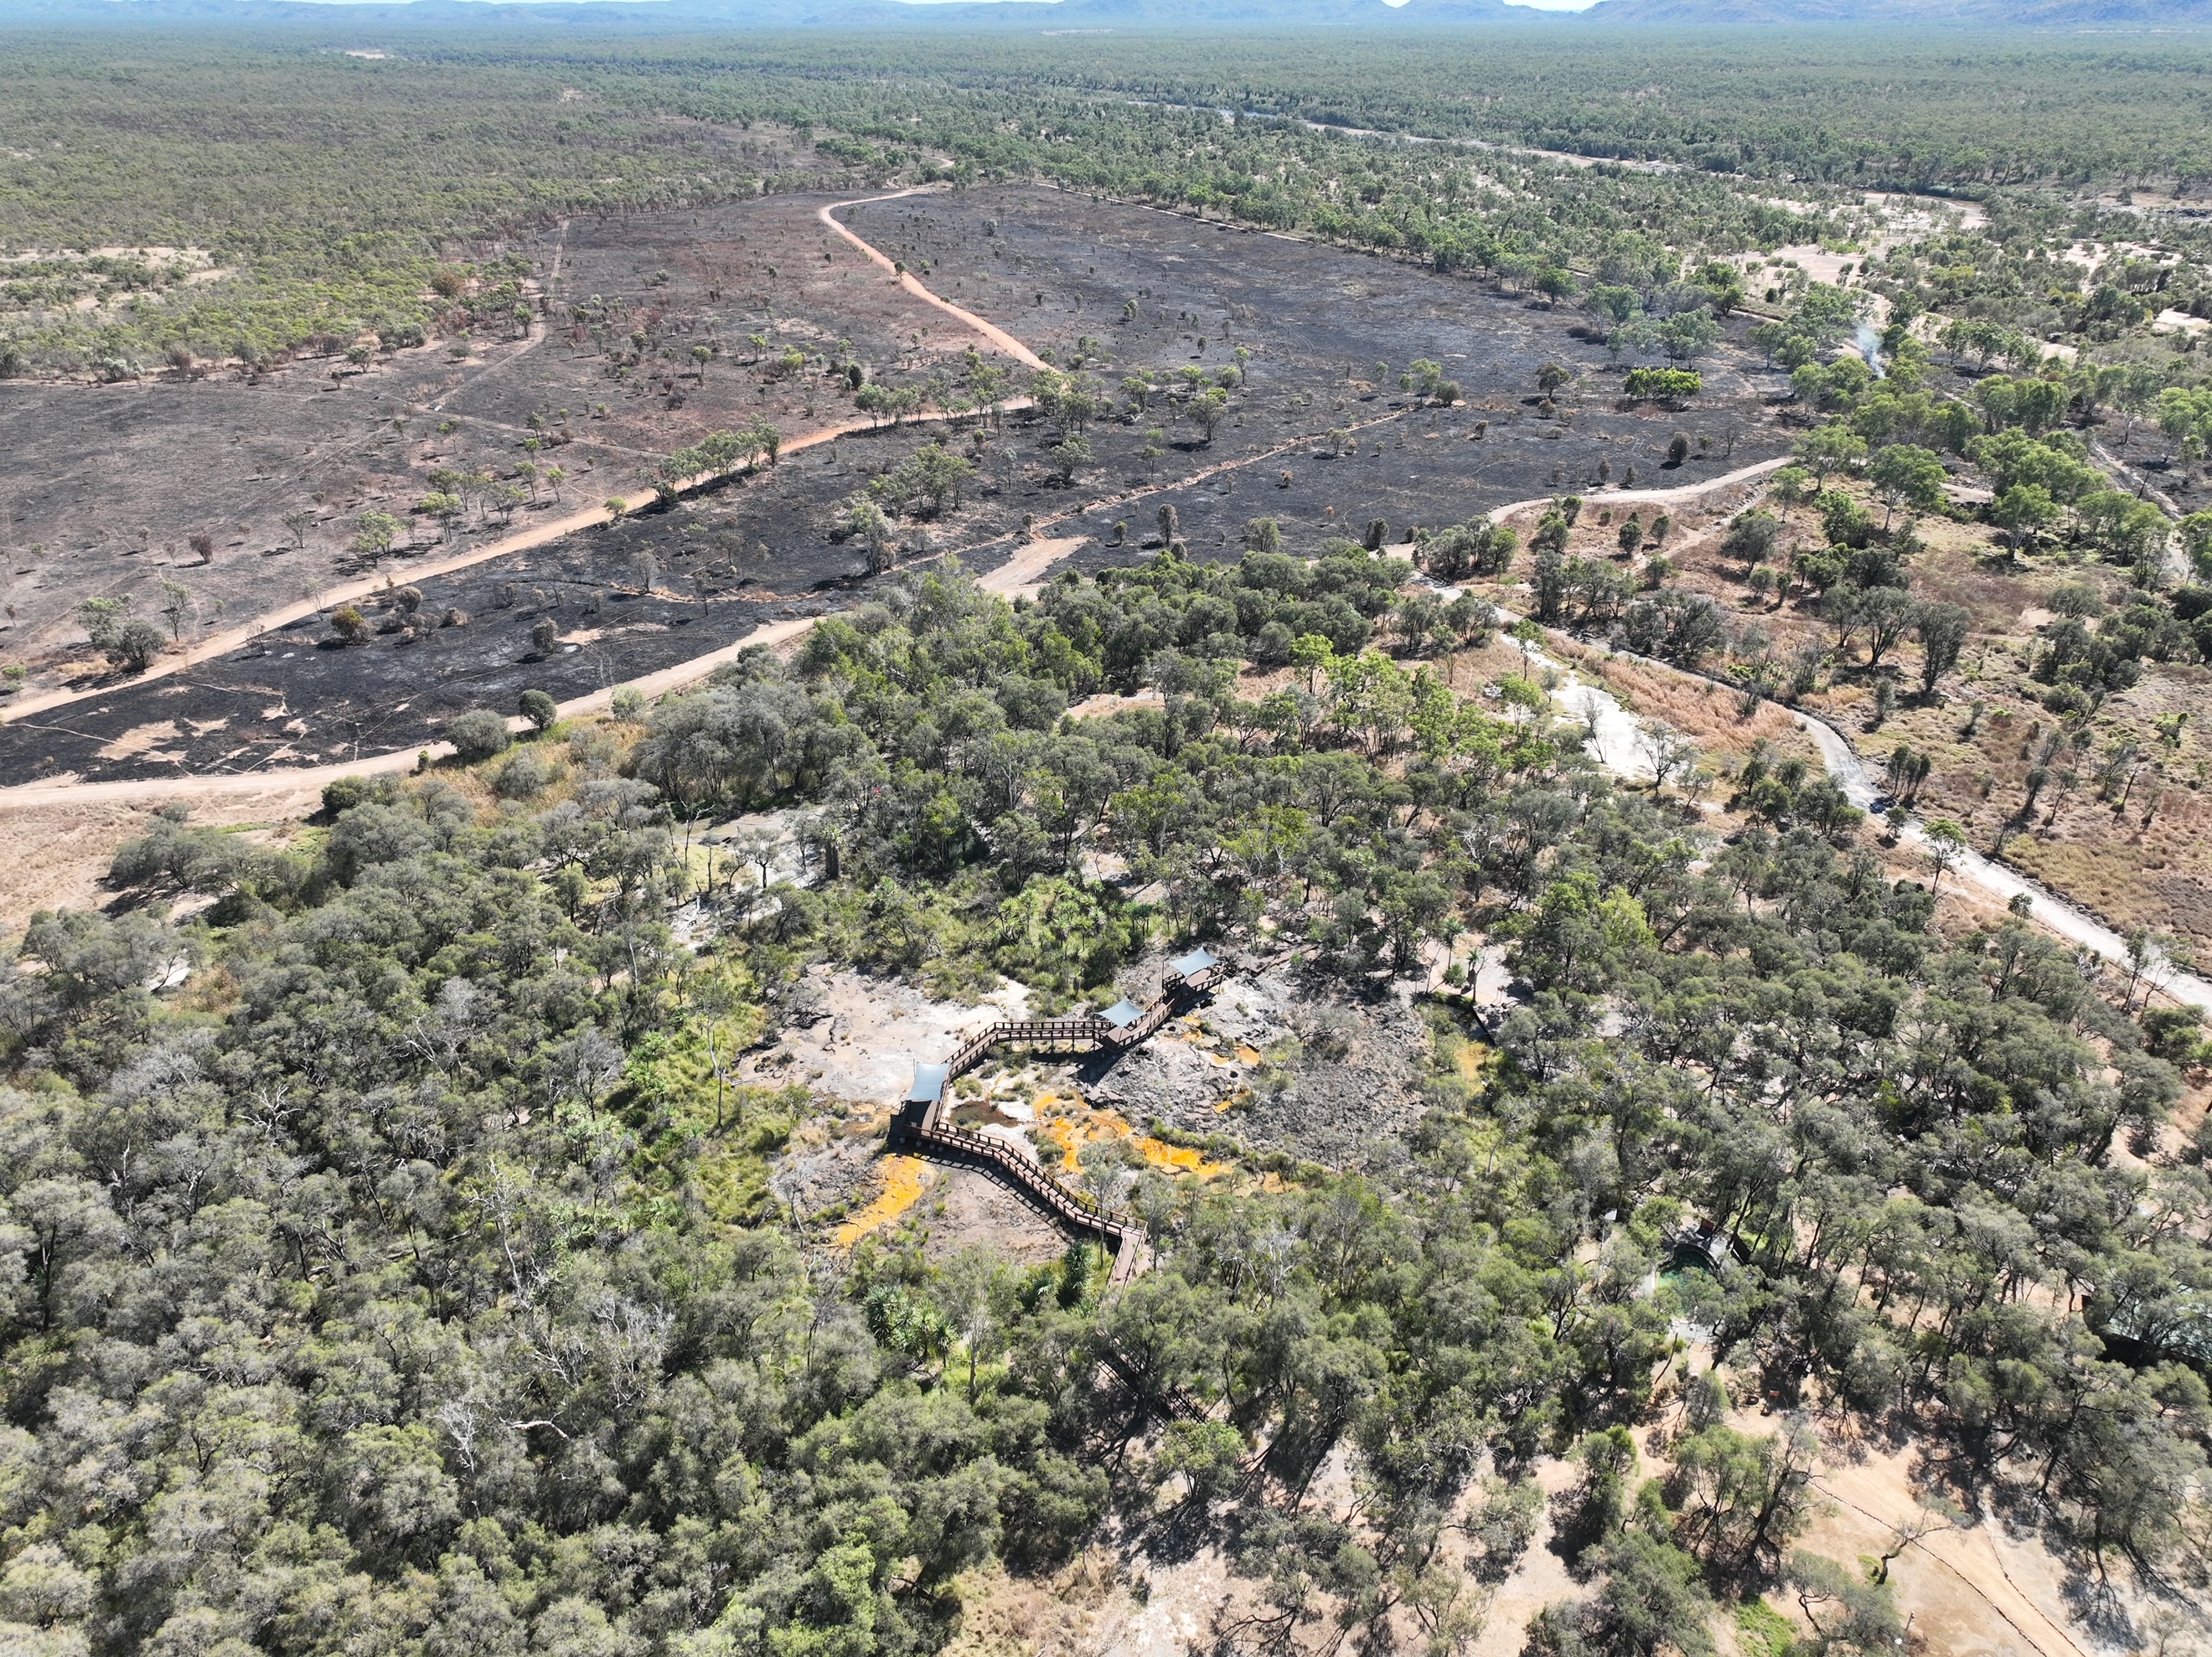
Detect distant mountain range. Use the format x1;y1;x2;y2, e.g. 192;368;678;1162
1588;0;2212;22
2;0;2207;28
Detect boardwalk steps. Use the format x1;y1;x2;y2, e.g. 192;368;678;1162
886;947;1289;1267
881;945;1288;1425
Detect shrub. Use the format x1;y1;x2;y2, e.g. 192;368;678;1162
79;596;167;672
1624;367;1703;405
320;776;380;818
447;710;512;762
519;689;559;731
491;748;559;800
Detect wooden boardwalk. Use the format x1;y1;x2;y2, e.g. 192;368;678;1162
888;947;1288;1279
881;947;1293;1423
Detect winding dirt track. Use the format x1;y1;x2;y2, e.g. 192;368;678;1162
1;204;2195;1035
0;529;1085;810
0;181;1376;803
1481;453;1790;526
819;188;1050;370
0;195;2172;1657
1;409;1026;733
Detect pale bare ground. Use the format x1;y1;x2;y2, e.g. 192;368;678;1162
1485;456;1791;530
1806;1443;2121;1657
0;782;323;938
1070;687;1166;721
1467;1453;1585;1657
913;1163;1072;1267
760;963;1034;1103
978;534;1087;600
1094;1546;1237;1657
959;1401;2154;1657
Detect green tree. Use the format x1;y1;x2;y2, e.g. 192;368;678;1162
1796;424;1868;483
1531;1532;1715;1657
1915;601;1970;697
1722;511;1780;568
519;689;559;731
1769;465;1817;521
1049;436;1092;486
1786;1553;1904;1657
1290;632;1337;695
1867;443;1947;528
1992;483;2060;551
419;491;464;536
78;596;166;673
447;708;511;761
1624;367;1703;405
352;509;401;564
845;498;897;574
1667;1421;1819;1574
1189;387;1230;444
1924;818;1967;894
157;578;194;642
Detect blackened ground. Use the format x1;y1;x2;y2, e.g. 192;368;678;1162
0;423;966;782
3;187;1798;785
0;178;932;660
860;185;1793;564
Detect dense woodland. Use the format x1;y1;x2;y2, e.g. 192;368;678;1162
3;545;2210;1655
8;22;2212;1657
9;28;2212;371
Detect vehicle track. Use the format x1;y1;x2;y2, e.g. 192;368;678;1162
4;216;2199;1022
819;188;1051;370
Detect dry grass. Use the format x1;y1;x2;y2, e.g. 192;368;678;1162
1851;676;2212;943
1588;653;1820;767
942;1549;1129;1657
1521;471;2212;946
0;786;324;942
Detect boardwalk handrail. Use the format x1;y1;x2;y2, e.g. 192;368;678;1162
892;945;1307;1288
899;1123;1133;1242
942;1016;1115;1092
894;1126;1203;1422
929;947;1295;1090
881;946;1305;1422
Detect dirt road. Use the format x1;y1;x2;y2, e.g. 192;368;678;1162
0;209;2165;1030
0;450;1877;824
0;524;1093;812
1482;454;1791;527
2;191;1047;737
819;188;1051;371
